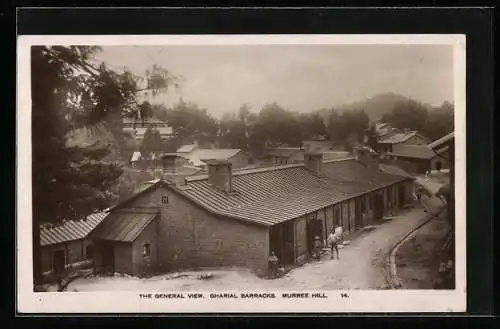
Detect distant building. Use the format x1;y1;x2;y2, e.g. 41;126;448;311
428;132;454;171
176;143;199;154
378;129;432;153
264;147;352;166
265;147;304;165
322;151;353;161
374;122;402;140
122;117;174;143
40;212;108;276
176;144;249;169
130;151;143;168
382;144;437;174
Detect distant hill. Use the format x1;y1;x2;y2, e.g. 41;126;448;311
317;92;434;123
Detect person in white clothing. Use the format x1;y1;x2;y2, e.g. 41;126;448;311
328;226;343;260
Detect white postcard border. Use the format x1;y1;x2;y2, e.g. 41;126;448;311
16;34;467;313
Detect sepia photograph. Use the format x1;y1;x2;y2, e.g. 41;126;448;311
17;35;466;313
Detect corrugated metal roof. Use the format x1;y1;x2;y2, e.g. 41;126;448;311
302;140;333;151
387;145;436;159
90;211;159;242
379;164;414;178
40;212;108;246
428;132;454;149
265;147;302;158
102;158;412;228
186;149;242;167
176;144;199;153
178;159;411;226
379;131;419;144
322;151;352;161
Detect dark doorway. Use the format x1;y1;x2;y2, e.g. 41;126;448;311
282;222;295;265
354;198;362;230
306;215;323;254
269;223;295;266
53;250;66;274
398;185;406;207
373;193;384;220
101;244;115;274
435;161;442;171
86;245;94;259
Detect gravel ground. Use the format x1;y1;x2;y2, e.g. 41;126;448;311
65;207;429;292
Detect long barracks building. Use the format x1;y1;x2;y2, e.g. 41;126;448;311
88;148;415;277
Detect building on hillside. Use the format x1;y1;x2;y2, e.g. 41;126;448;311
122;117;174;143
377;129;431;154
130;151;162;169
382;144;437;174
89;149;414;277
175;144;249;169
428;132;454;171
40;212;108;276
264;147;304;165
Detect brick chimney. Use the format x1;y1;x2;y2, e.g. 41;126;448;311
304;151;323;175
161;153;182;173
160;153;187;186
206;159;233;193
353;146;379;170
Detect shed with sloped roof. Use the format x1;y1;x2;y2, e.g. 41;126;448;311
40;212;108;275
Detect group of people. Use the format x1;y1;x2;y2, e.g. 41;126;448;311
268;225;344;277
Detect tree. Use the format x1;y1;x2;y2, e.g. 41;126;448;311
166;99;219;147
299;112;327;141
382;99;429;132
381;99;453;142
327;109;343;143
31;46;176;286
423;102;454;141
250;102;302;150
365;123;379;151
140;127;164;159
218;104;256;150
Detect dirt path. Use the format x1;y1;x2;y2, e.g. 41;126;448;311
67;206;430;292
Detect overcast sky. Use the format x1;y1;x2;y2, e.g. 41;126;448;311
95;45;453;118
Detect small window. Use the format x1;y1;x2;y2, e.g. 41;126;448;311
143;243;151;257
162;196;168;204
85;245;94;259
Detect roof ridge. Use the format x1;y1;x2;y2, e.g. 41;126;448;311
322;157;355;164
186;163;305;182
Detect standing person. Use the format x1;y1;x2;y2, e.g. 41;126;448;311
268;251;279;278
333;225;343;259
313;236;322;260
327;230;339;260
